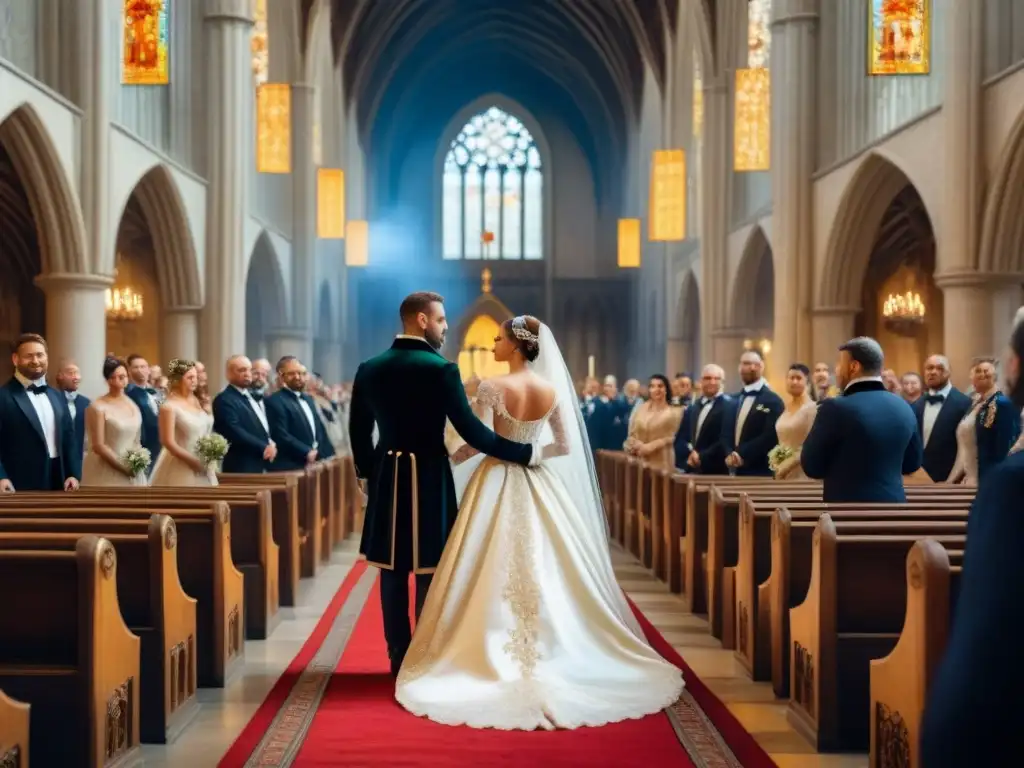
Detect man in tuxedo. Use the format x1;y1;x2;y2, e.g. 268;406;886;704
801;337;922;502
674;364;730;474
587;376;630;453
720;350;784;476
213;355;277;473
55;360;89;463
0;334;82;492
266;355;336;471
920;311;1024;766
913;354;972;482
125;354;161;471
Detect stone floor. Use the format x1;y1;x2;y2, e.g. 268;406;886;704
140;538;867;767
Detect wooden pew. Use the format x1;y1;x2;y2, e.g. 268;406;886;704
869;539;963;768
0;536;142;767
621;457;640;553
341;454;364;535
0;689;29;768
9;490;278;641
325;457;346;542
767;502;972;699
730;490;975;680
0;504;242;688
0;516;199;744
786;514;966;751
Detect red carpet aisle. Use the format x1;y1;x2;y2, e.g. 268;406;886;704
220;562;776;768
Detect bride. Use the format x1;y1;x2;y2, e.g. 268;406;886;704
396;316;683;730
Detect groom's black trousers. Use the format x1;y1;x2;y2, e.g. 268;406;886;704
379;569;433;668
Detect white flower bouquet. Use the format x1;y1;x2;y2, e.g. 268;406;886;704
195;433;230;469
768;444;795;476
121;447;152;478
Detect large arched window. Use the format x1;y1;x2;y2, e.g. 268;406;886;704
442;106;543;260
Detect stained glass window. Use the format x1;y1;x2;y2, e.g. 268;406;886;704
442;107;544;260
252;0;269;86
869;0;930;75
747;0;772;68
122;0;169;85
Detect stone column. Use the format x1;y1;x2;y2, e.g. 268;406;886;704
318;342;344;385
699;82;732;364
936;274;1011;388
770;0;819;383
267;329;311;371
289;83;317;364
76;0;112;273
35;273;112;397
709;329;751;390
810;307;857;367
201;0;253;392
162;307;200;362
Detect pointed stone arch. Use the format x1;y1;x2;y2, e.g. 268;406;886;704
730;225;774;332
245;230;289;355
980;104;1024;277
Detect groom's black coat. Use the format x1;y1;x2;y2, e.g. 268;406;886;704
349;336;533;573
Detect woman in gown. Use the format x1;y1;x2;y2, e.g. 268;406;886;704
948;357;1021;484
396;316;683;730
81;357;146;487
149;359;218;487
624;374;682;469
773;363;818;481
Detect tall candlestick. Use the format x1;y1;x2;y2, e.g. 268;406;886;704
588;356;595;378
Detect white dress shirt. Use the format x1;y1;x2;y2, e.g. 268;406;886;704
735;378;766;444
15;372;58;458
694;392;723;443
922;382;953;447
65;391;79;422
289;389;318;446
234;385;270;435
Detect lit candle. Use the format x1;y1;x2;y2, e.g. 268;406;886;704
588;356;595;378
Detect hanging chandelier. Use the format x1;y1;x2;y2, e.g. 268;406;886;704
882;290;925;335
106;286;144;321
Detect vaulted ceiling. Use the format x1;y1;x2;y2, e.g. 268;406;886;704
319;0;684;204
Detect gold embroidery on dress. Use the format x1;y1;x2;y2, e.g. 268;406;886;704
502;471;541;677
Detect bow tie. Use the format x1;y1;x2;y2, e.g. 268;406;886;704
26;384;47;395
699;397;711;407
248;390;264;403
144;387;157;396
741;390;758;398
926;394;945;405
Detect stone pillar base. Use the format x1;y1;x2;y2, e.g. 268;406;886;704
35;272;112;397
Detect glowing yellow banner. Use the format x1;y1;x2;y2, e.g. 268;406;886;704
346;220;369;267
649;150;686;242
869;0;931;75
122;0;169;85
617;219;641;269
317;169;346;239
257;84;291;174
734;68;770;172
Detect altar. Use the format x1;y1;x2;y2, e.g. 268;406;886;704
449;269;514;381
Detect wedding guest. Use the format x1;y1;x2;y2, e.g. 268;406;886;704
674;364;730;474
579;376;600;420
150;359;217;487
921;309;1024;767
948;357;1020;485
251;358;273;397
194;360;212;413
882;368;902;394
720;350;784;476
213;355;276;473
148;364;167;403
588;376;630;453
55;359;89;460
671;373;693;407
812;362;839;400
901;371;923;404
126;353;161;472
0;333;81;492
81;357;145;487
625;374;682;469
266;356;335;471
773;363;818;481
801;337;922;502
913;355;973;482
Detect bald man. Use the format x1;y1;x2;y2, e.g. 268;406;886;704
913;354;972;481
212;355;277;473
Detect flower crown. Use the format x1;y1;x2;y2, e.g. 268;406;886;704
167;358;196;380
510;316;538;346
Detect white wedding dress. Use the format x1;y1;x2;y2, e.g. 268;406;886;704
395;326;682;731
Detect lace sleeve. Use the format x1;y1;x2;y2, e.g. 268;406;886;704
450;380;500;465
543;403;570;459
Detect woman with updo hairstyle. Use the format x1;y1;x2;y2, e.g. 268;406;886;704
772;363;819;480
81;356;146;486
494;314;542;363
624;373;682;469
149;358;218;487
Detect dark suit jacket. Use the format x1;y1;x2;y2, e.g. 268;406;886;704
126;383;161;464
0;378;82;490
266;389;337;472
801;380;922;502
914;387;973;482
349;337;532;572
213;387;274;474
67;392;90;460
587;396;631;453
719;386;784;476
920;451;1024;766
674;394;730;474
975;392;1021;483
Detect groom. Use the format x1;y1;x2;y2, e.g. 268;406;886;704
349;291;539;676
